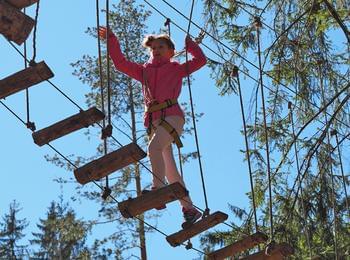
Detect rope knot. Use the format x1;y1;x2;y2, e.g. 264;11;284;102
253;16;262;28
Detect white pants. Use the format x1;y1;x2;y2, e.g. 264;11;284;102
148;116;193;209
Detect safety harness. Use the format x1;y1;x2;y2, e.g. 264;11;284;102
143;71;183;148
146;99;183;148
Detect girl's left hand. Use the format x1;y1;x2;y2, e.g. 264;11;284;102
98;26;113;40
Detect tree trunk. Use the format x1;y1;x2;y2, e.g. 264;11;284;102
128;78;147;260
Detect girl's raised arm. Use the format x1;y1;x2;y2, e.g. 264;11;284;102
179;35;207;78
99;26;143;82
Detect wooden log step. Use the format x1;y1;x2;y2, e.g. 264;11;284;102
240;242;294;260
207;231;269;260
166;211;228;247
0;61;54;99
6;0;38;9
32;107;105;146
0;0;35;44
118;182;189;218
74;142;147;184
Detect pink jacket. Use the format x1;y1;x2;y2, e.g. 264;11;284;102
107;34;207;128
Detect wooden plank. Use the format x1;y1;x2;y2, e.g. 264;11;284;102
0;61;54;99
0;0;34;44
74;143;147;184
118;182;189;218
207;231;269;260
240;243;294;260
6;0;37;9
32;107;105;146
166;211;228;247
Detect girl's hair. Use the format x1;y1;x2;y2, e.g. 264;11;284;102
142;34;175;50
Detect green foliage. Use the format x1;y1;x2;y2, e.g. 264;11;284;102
30;200;90;259
0;200;29;259
201;0;350;258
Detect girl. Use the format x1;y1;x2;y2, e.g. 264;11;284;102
98;26;206;227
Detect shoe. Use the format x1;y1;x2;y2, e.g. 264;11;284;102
181;207;202;229
141;187;166;210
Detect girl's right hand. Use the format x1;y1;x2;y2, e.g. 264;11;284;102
98;26;113;39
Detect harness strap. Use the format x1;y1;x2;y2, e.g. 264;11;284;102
146;98;178;113
159;119;183;148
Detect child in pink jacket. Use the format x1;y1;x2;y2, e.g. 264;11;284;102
99;26;206;227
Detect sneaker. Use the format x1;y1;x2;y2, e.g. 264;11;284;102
181;207;202;229
141;187;166;210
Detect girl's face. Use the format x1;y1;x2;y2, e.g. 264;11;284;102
150;39;174;59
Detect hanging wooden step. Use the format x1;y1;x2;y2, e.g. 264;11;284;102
0;0;35;44
118;182;189;218
240;242;294;260
207;231;269;260
6;0;37;9
0;61;54;99
32;107;105;146
166;211;228;247
74;142;147;184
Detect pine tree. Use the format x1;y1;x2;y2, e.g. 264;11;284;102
0;200;29;259
30;200;90;259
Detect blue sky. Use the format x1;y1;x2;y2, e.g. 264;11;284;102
0;1;265;259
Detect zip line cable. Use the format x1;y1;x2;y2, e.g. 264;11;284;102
184;0;210;215
0;100;208;257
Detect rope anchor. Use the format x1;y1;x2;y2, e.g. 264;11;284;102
185;240;192;250
101;124;113;139
101;186;111;200
26;121;36;131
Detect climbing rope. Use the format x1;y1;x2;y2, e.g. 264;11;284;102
164;18;171;38
232;66;259;233
95;0;111;199
254;16;274;241
30;0;40;65
105;0;112;131
22;8;35;132
185;0;210;216
163;17;184;178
